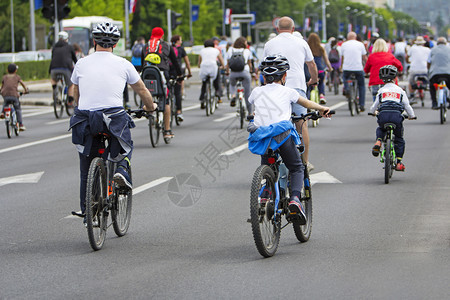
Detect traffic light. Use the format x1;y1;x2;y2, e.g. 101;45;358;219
41;0;70;22
171;11;182;30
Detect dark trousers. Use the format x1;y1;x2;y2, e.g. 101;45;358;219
79;137;131;214
200;78;220;100
343;70;366;107
261;137;304;199
429;74;450;107
376;111;405;159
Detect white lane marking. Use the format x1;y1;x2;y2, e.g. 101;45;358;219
0;134;71;154
214;113;236;122
220;143;248;156
184;104;200;111
0;171;44;187
46;119;70;125
23;108;54;117
63;176;173;219
310;171;342;185
329;101;348;110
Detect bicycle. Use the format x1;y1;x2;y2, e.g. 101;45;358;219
203;75;218;117
236;77;246;129
434;79;449;124
369;112;416;184
249;111;334;257
330;68;340;95
53;74;74;119
411;74;428;107
220;69;231;101
3;93;24;138
345;73;360;116
167;76;185;126
79;109;147;251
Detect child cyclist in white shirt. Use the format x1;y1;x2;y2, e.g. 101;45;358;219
248;55;332;223
370;65;416;171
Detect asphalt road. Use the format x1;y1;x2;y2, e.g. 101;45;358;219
1;83;450;299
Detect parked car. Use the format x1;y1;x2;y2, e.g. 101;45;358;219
0;53;15;63
14;51;44;62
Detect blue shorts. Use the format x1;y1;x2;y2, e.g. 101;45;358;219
292;88;307;116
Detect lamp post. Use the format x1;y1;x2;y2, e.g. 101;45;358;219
321;0;326;41
371;0;376;33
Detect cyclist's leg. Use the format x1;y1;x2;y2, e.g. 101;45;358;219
229;72;238;106
318;71;325;97
174;80;182;113
292;89;310;164
408;72;417;97
62;69;74;102
241;71;253;114
371;84;380;102
392;114;405;159
278;137;304;199
50;70;59;99
78;140;102;214
213;65;222;97
342;70;350;95
356;71;366;108
12;97;23;125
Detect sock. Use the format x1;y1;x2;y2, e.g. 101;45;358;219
68;96;74;103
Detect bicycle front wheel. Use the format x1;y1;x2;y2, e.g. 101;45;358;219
112;168;132;236
5;119;12;138
239;95;245;129
333;73;339;95
205;81;211;117
293;168;313;242
85;157;108;251
53;84;64;119
209;94;216;115
149;114;160;148
250;165;280;258
12;112;19;136
384;139;392;184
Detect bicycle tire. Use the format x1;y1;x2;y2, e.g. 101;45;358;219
149;114;160;148
169;92;175;128
293;167;313;242
5;119;12;138
440;104;446;124
250;165;281;258
355;84;360;115
85;157;108;251
384;139;391;184
239;94;245;129
53;83;64;119
12;111;19;136
209;94;216;115
65;97;74;116
205;81;211;117
111;167;132;237
333;72;339;95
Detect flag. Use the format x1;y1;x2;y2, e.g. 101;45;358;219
314;21;319;33
362;25;367;34
35;0;43;10
192;5;199;22
224;8;231;25
304;18;310;31
347;23;352;33
368;29;371;40
339;23;344;33
130;0;137;13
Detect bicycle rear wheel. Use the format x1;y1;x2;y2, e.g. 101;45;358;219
5;119;12;138
85;157;108;251
440;104;446;124
293;166;313;242
239;94;245;129
250;165;280;257
12;111;19;136
149;114;160;148
65;92;74;116
384;139;392;184
205;81;211;117
333;73;339;95
53;83;64;119
209;94;216;115
112;168;132;237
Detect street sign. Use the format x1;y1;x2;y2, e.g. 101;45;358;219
230;14;255;23
272;17;280;29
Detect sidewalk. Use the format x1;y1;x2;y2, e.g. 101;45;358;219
15;67;201;106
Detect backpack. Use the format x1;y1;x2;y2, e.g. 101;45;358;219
228;49;246;72
144;38;163;65
131;43;144;58
328;48;339;63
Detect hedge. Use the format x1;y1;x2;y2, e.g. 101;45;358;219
0;61;51;81
0;54;198;82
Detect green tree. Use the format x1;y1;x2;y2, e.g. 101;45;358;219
69;0;126;22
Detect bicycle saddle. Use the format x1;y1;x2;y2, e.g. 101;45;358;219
383;123;396;129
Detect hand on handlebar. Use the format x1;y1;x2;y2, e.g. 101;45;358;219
320;107;333;118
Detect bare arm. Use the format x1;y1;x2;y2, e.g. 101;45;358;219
218;53;225;68
297;95;330;114
73;84;80;106
183;56;192;77
198;55;202;68
323;51;333;70
130;79;156;112
306;60;318;85
19;79;29;93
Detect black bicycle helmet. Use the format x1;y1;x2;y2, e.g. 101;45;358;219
379;65;398;83
92;22;120;48
260;55;290;76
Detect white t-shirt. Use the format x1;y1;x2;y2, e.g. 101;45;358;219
407;45;431;72
227;47;252;72
370;83;415;117
340;40;367;71
263;32;314;92
394;41;407;55
199;47;220;66
71;51;140;111
248;83;299;127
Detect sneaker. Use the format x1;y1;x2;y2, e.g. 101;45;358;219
359;106;365;112
19;124;26;131
113;166;132;189
288;196;307;225
177;114;184;122
431;105;439;110
217;97;223;104
372;140;382;157
200;101;206;109
306;161;314;172
395;161;406;171
230;97;236;107
0;112;4;119
319;95;327;104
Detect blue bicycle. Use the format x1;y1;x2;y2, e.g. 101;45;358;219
435;79;449;124
249;111;334;257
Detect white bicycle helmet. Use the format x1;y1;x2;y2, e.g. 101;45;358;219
92;22;120;48
58;31;69;41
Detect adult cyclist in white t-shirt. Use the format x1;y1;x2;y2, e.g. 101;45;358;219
69;22;156;222
263;16;318;169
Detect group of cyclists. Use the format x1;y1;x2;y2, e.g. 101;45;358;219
2;15;449;226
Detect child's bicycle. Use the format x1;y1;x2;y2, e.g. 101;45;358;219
3;92;26;138
434;79;449;124
249;111;335;257
411;74;428;107
74;109;145;251
369;112;416;184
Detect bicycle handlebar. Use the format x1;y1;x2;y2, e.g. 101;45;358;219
368;112;417;120
127;109;149;119
292;110;335;122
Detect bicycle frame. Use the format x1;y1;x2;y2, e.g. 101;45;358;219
380;126;396;164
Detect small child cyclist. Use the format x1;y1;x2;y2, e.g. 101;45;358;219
0;63;28;131
370;65;416;171
247;55;331;223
